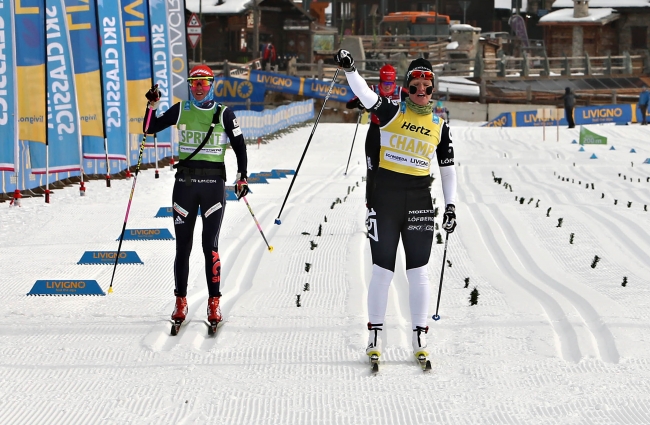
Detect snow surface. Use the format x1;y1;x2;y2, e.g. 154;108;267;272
2;121;650;424
495;0;529;10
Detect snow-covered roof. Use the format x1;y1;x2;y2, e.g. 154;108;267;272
539;8;619;24
185;0;252;14
495;0;528;10
553;0;650;8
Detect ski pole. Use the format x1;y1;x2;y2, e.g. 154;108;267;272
344;111;362;175
432;232;449;321
108;107;153;294
274;68;341;225
242;196;274;252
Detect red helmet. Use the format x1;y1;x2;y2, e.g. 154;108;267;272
189;65;214;78
379;64;396;82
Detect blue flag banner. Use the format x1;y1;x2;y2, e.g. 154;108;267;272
165;0;188;104
120;228;175;240
30;0;82;174
77;251;143;265
28;280;106;296
122;0;152;135
146;0;172;148
250;71;354;103
15;0;46;145
213;78;266;112
0;0;17;174
97;0;129;165
65;0;105;168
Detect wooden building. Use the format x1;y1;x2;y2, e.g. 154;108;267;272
185;0;314;64
539;0;650;58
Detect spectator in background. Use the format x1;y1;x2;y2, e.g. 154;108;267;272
562;87;576;129
638;85;649;125
433;100;450;123
262;41;277;70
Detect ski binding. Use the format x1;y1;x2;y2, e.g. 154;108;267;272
418;354;432;372
370;354;380;373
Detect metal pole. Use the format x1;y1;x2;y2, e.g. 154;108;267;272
199;0;203;63
253;0;260;61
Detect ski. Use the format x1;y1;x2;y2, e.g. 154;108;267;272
417;354;432;372
369;354;380;374
205;319;225;336
170;319;189;336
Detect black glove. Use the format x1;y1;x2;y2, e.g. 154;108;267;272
235;173;249;200
334;49;355;71
145;84;161;108
346;98;364;111
442;204;457;234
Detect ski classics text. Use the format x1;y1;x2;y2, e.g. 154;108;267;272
101;17;123;129
0;0;8;126
150;22;170;112
46;6;76;135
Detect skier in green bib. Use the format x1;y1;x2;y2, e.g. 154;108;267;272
143;65;249;329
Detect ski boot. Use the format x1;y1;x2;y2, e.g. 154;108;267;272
207;296;222;335
170;296;188;335
366;322;383;373
412;325;432;372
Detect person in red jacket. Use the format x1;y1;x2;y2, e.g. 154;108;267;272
346;64;408;207
262;42;277;69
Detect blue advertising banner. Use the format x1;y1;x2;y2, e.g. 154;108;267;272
97;0;129;164
483;104;637;127
249;71;354;103
146;0;172;148
77;251;143;265
27;279;105;296
30;0;82;174
0;0;17;173
120;228;175;240
213;77;266;112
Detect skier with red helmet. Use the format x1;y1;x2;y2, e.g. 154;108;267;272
346;64;408;207
143;64;249;333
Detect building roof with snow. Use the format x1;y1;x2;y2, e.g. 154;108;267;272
185;0;252;14
538;8;620;25
552;0;650;8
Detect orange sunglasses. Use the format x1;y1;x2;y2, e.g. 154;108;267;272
188;78;214;88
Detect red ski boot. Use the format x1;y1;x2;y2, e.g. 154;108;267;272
170;297;188;335
207;297;222;335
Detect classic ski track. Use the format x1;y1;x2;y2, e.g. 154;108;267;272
461;136;621;363
497;163;650;278
462;201;582;363
485;204;620;364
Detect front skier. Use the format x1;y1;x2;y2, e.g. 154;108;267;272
335;50;458;370
143;65;249;334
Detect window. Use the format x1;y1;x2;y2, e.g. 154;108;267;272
631;26;648;49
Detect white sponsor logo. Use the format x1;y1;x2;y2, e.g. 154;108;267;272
204;202;222;218
173;202;188;217
232;127;242;137
174;216;184;225
232;118;239;127
366;208;378;241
